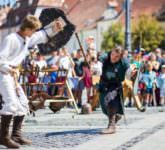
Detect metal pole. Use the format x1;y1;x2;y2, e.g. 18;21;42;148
125;0;131;53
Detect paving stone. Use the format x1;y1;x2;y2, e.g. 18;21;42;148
1;107;165;150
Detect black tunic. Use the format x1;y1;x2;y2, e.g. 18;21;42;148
99;52;130;116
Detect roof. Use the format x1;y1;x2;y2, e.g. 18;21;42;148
37;0;165;29
63;0;123;31
1;0;164;30
66;0;108;31
132;0;165;20
38;0;124;31
0;0;124;30
120;0;165;24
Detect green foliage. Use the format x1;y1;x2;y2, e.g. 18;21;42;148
132;16;165;51
101;23;124;51
101;15;165;52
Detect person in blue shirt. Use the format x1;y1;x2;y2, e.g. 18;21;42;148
140;63;157;106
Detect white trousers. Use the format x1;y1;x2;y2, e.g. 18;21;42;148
0;73;29;116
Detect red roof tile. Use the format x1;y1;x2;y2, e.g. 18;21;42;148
37;0;124;31
132;0;165;19
120;0;165;24
64;0;109;31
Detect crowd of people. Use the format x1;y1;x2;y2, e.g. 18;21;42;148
19;38;165;113
19;45;103;112
123;48;165;108
0;13;164;149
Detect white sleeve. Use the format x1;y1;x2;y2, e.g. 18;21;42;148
0;36;12;73
28;25;57;48
28;30;48;48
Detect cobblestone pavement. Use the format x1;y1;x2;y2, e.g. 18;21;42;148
0;107;165;150
113;121;165;150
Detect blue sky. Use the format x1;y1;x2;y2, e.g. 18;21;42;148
0;0;16;7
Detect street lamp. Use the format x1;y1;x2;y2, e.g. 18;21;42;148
125;0;131;53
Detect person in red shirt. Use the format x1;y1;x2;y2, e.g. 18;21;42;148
81;62;92;114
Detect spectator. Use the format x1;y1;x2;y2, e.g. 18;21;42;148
22;47;37;71
155;48;162;63
131;50;141;69
71;51;77;60
86;53;91;64
149;53;160;73
86;36;97;58
140;63;157;106
90;56;102;76
27;69;38;95
57;48;72;76
122;50;130;63
158;65;165;106
56;48;74;96
73;49;84;77
47;51;59;69
73;49;84;106
28;70;37;83
81;62;92;106
162;51;165;60
154;48;165;70
140;48;149;62
34;53;47;81
41;71;51;92
35;53;47;70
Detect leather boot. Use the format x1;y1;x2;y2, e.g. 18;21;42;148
11;116;32;145
101;114;116;134
0;115;20;149
115;114;122;124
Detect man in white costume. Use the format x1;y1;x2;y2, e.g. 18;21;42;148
0;15;63;148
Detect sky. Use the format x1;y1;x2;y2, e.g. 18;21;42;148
0;0;16;7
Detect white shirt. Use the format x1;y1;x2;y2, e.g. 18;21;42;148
35;60;47;70
0;27;56;74
90;61;103;76
35;59;47;78
58;56;72;77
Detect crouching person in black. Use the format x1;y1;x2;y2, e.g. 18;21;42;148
99;47;136;134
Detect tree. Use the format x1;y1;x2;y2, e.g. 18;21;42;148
132;15;165;51
101;23;124;51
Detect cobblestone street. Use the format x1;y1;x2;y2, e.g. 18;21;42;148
1;106;165;150
0;0;165;150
